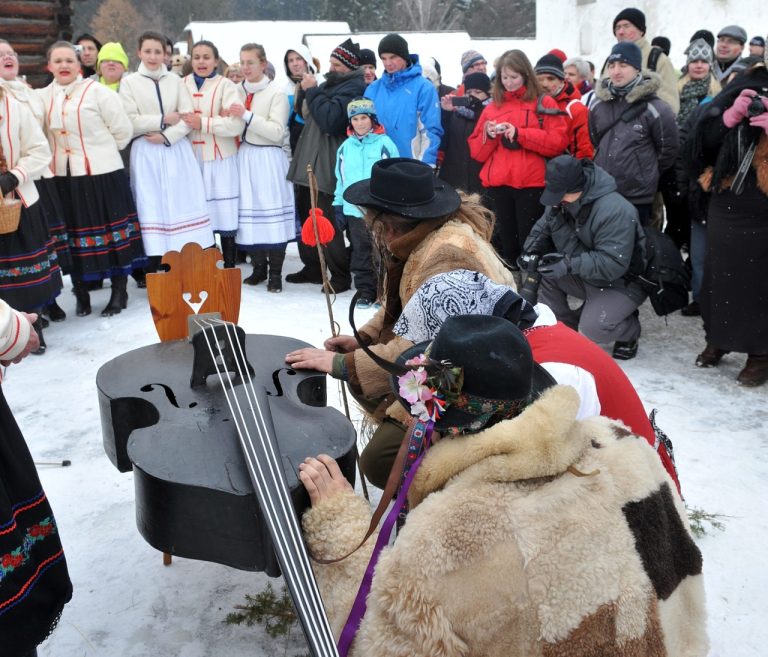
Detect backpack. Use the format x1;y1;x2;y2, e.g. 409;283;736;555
636;225;691;316
647;46;664;73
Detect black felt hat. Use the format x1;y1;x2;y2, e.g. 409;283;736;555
392;315;556;433
343;158;461;220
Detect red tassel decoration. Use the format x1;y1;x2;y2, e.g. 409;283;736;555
301;208;336;246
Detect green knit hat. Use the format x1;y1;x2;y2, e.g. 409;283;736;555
97;42;129;70
347;97;377;122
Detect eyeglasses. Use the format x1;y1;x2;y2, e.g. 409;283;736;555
0;52;18;59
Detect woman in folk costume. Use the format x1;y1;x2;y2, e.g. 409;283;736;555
0;77;61;354
119;31;213;272
38;41;145;318
228;43;295;292
0;40;70;325
181;40;243;268
0;300;72;657
298;314;708;657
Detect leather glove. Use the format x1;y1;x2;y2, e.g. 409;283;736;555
749;111;768;134
722;89;757;128
0;172;19;196
537;253;570;279
332;205;347;231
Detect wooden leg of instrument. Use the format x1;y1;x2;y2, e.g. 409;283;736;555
163;552;172;566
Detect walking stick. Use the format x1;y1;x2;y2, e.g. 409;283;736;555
305;166;369;500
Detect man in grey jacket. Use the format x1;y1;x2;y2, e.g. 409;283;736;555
523;156;647;360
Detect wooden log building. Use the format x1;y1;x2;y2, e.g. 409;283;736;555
0;0;79;87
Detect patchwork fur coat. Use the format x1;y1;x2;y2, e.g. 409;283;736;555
303;386;708;657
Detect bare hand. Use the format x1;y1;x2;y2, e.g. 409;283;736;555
285;348;335;373
227;103;246;118
163;111;180;125
300;73;317;90
440;94;456;112
181;112;202;130
144;132;165;144
299;455;353;506
323;334;358;353
1;312;39;366
504;124;517;140
486;121;497;137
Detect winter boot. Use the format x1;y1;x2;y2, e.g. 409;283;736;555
736;355;768;387
221;236;237;269
243;251;268;286
695;344;729;368
267;248;285;293
31;315;46;355
132;268;147;289
72;280;92;317
44;299;67;322
101;275;128;317
612;339;639;360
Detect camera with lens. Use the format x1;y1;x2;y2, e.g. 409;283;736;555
516;254;542;305
748;93;767;117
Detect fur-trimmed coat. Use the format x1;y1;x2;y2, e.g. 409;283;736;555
303;386;708;657
589;73;679;204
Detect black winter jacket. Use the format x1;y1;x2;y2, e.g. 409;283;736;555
438;98;488;195
589;73;679;204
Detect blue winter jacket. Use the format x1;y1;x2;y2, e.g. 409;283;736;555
364;55;442;165
334;130;399;217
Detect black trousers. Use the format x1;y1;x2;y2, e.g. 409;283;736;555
294;186;351;286
486;186;544;265
346;215;378;298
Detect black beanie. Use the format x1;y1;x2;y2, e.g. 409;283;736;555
359;48;376;67
613;8;646;35
690;29;715;48
534;53;565;79
463;72;491;94
607;41;643;71
651;36;671;56
378;33;410;63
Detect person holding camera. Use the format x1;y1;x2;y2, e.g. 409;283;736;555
684;58;768;387
522;155;647;360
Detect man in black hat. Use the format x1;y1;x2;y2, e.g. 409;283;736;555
297;313;706;657
749;36;765;58
286;158;514;487
523;155;647;360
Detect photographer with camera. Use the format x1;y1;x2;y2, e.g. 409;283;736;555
522;155;647;360
684;57;768;387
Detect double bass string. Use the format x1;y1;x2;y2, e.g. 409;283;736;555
195;318;339;657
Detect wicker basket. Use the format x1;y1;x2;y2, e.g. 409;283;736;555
0;195;21;235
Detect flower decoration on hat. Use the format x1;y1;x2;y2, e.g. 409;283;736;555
397;352;463;423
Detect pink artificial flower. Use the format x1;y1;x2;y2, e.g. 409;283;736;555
398;368;429;404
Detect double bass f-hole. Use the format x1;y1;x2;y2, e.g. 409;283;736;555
267;368;298;397
140;383;199;409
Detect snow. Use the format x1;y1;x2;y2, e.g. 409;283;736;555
4;244;765;656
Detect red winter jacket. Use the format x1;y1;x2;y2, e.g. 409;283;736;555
467;87;568;189
553;81;594;159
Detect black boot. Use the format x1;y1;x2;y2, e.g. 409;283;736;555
221;236;236;269
132;268;147;289
72;280;92;317
267;248;285;293
31;315;46;355
43;299;67;322
101;276;128;317
243;251;268;285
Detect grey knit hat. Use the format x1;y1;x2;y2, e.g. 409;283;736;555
460;50;486;73
717;25;747;44
686;38;714;65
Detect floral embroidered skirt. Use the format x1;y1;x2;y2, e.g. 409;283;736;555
0;386;72;656
55;169;146;281
0;200;63;312
35;178;72;276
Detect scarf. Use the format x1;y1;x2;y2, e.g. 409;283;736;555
678;76;711;127
607;73;642;98
49;75;83;130
138;62;168;81
242;77;270;111
193;71;217;90
99;76;120;92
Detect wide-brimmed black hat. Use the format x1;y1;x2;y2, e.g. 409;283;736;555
343;158;461;220
392;315;555;433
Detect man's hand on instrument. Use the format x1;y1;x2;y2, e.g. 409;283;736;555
323;334;358;353
299;455;353;506
285;348;335;373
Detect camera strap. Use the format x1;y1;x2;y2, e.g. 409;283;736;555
732;133;758;196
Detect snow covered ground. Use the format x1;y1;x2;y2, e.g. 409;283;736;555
4;244;766;656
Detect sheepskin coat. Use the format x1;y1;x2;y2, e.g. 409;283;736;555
303;386;708;657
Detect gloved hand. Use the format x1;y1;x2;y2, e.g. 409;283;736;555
537;253;570;279
333;205;347;231
749;110;768;134
0;172;19;196
722;88;757;128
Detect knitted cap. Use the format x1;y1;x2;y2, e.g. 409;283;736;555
378;34;410;63
651;36;671;56
717;25;747;44
359;48;377;67
347;97;377;121
460;49;486;73
613;8;646;35
686;38;714;65
607;41;643;71
463;72;491;94
97;42;129;70
690;30;715;48
749;36;765;47
535;53;565;79
548;49;568;63
331;38;361;70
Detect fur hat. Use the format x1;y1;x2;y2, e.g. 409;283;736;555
460;49;486;73
331;38;361;70
717;25;748;45
613;8;646;35
607;41;643;71
378;34;410;63
686;38;714;65
96;42;129;70
347;97;377;123
535;53;565;79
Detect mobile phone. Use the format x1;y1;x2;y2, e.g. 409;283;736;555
450;96;471;107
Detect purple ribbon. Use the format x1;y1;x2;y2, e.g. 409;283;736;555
337;422;433;656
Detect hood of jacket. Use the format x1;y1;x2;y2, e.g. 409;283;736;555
409;386;590;507
382;54;424;90
595;71;663;103
577;160;618;206
555;80;581;104
283;44;317;78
